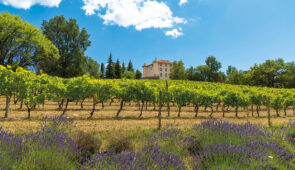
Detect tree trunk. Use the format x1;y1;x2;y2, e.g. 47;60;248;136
167;102;170;117
58;99;64;110
139;101;144;118
138;102;140;111
158;91;162;130
195;104;199;118
267;102;271;127
216;102;220;112
28;107;31;119
177;106;181;117
101;102;104;109
89;100;98;118
145;101;148;111
293;104;295;115
276;109;280;117
153;103;156;110
4;96;10;118
109;98;114;106
81;99;85;109
20;100;23;109
235;105;239;117
251;104;254;117
209;106;214;118
284;107;287;117
116;100;124;118
25;103;31;119
62;99;70;115
256;105;260;117
13;94;18;105
222;104;225;117
246;107;249;117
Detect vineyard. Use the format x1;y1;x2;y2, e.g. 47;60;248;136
1;65;295;122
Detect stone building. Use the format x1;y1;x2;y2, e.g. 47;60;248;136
142;60;173;80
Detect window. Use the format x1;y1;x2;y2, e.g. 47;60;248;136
165;73;167;77
160;68;162;71
165;68;167;71
160;73;162;77
165;64;167;67
160;64;162;66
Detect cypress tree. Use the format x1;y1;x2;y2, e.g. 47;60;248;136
100;63;105;78
105;53;115;79
127;60;134;73
135;70;142;79
122;62;126;74
114;59;122;78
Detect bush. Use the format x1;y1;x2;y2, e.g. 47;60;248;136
74;131;101;161
183;136;202;156
106;133;133;153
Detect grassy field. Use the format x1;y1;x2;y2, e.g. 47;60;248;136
0;96;294;133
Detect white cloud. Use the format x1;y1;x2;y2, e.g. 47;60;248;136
165;28;183;38
82;0;187;31
0;0;62;9
179;0;187;6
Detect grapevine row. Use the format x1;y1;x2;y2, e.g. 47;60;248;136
1;65;295;119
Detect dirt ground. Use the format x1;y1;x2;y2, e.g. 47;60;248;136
0;96;294;133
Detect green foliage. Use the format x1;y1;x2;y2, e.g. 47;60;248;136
127;60;134;73
169;60;186;80
114;59;122;79
105;53;115;79
86;57;100;78
41;15;91;78
122;71;135;79
0;12;59;69
100;63;105;78
135;69;142;79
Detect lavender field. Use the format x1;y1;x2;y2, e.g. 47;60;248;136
0;116;294;169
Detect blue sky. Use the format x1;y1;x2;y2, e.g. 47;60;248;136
1;0;295;72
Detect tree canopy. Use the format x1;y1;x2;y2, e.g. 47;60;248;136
40;15;91;78
0;12;59;70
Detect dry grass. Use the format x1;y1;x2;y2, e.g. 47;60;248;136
0;96;293;133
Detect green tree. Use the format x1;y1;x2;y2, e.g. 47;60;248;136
127;60;134;73
114;59;122;79
280;61;295;88
186;66;196;80
122;71;135;79
135;69;142;79
86;57;100;78
121;62;126;74
169;60;186;80
246;59;285;87
100;63;105;78
205;56;222;82
0;12;59;70
105;53;115;79
195;65;210;81
41;15;91;78
226;66;238;75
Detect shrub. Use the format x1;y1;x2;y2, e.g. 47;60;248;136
183;136;202;156
74;131;101;162
106;133;133;153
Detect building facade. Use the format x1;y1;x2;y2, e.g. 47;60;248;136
142;60;173;80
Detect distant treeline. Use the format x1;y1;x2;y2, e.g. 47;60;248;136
169;56;295;88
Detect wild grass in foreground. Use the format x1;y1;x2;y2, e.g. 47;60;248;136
0;116;294;169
